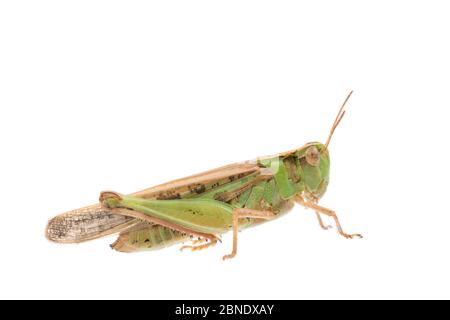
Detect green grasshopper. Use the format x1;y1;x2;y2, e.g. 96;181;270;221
46;91;362;260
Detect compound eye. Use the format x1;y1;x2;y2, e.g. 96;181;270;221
305;146;320;166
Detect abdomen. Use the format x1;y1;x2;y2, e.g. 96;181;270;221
111;222;190;252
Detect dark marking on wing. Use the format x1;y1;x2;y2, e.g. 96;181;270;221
188;183;206;194
156;189;182;200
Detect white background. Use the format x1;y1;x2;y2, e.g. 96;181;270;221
1;1;449;300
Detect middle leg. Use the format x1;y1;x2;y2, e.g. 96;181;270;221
222;208;275;261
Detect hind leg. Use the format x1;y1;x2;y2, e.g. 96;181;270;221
180;238;218;252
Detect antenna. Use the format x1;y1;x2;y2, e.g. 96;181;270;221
324;90;353;150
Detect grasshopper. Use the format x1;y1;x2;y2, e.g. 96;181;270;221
46;91;362;260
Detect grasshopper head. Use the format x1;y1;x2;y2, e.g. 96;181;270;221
297;142;330;200
299;90;353;201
